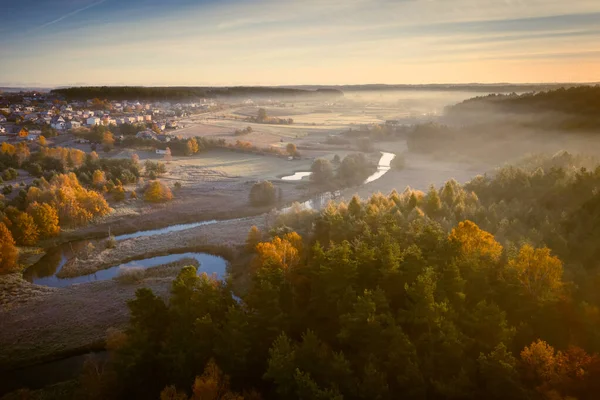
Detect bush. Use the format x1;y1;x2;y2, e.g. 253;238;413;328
174;181;182;190
249;181;276;206
2;185;12;195
114;267;145;284
106;235;117;249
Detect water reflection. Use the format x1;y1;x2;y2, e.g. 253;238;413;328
281;171;312;181
24;252;227;288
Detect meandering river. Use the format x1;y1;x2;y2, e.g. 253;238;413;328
23;151;397;287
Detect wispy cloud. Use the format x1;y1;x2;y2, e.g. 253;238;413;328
30;0;107;33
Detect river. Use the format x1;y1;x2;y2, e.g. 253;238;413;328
23;151;397;288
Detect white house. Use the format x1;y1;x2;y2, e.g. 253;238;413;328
0;115;8;123
51;116;66;130
0;126;6;134
87;117;100;126
67;121;81;129
155;149;168;155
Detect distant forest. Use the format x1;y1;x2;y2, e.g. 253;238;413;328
50;86;344;101
446;86;600;130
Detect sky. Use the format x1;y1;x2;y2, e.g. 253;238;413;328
1;0;600;87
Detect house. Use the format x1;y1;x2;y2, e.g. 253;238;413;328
144;115;152;122
24;113;38;121
67;121;81;129
0;115;7;123
155;149;168;155
166;120;178;129
136;115;144;122
51;116;66;130
136;130;157;140
0;126;5;134
87;117;100;126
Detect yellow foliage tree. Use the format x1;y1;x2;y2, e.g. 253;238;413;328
10;211;39;246
449;220;503;263
144;181;173;203
39;135;47;146
0;142;15;155
508;245;564;303
103;132;115;150
27;202;60;238
26;173;111;227
92;170;107;187
0;222;19;273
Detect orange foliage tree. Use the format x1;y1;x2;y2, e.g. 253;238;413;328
449;220;503;262
0;222;19;273
27;202;60;238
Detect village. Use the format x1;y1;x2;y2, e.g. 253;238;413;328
0;91;221;144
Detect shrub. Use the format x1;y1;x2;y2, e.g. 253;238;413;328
114;267;145;284
106;235;117;249
249;181;276;206
174;181;182;190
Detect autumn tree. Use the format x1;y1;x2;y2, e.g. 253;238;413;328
186;138;199;156
8;211;39;246
0;222;19;273
92;170;107;187
103;132;115;151
39;135;47;146
449;220;503;263
246;226;262;252
144;181;173;203
27;202;60;238
286;143;297;157
508;245;564;303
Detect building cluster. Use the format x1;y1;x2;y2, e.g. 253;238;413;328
0;91;216;141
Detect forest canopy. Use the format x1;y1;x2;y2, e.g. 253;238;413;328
85;151;600;400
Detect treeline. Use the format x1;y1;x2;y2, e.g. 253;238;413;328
51;86;344;101
446;85;600;131
72;152;600;400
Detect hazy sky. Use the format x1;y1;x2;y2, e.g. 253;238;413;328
1;0;600;86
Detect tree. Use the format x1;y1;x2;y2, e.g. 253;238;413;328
449;220;503;263
310;159;334;184
508;245;564;303
0;222;18;273
92;170;107;187
186;138;199;155
38;135;47;146
257;108;268;122
164;147;172;162
249;181;276;206
144;181;173;203
10;211;39;246
27;202;60;238
102;132;115;151
246;226;262;252
191;359;243;400
286;143;297;157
